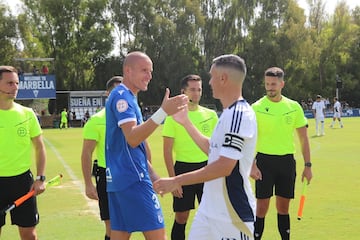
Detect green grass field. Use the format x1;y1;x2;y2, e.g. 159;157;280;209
2;117;360;239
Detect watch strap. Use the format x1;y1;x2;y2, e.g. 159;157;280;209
36;175;46;181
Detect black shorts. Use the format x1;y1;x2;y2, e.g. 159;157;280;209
0;170;39;227
94;166;109;221
255;153;296;199
173;161;207;212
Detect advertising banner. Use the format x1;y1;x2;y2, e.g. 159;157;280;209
17;74;56;99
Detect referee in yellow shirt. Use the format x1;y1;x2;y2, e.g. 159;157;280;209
251;67;313;240
162;74;218;240
0;66;47;240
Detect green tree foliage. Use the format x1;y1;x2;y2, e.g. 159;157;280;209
243;0;290;102
312;1;359;102
2;0;360;107
109;0;206;105
340;6;360;107
0;3;18;65
93;56;122;89
276;0;313;99
19;0;113;90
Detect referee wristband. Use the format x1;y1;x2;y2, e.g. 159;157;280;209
151;107;167;125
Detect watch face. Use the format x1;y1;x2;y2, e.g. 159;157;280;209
305;162;312;167
37;176;46;181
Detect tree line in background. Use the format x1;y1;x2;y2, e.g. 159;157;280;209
1;0;360;109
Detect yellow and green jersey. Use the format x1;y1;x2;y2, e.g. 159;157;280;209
83;108;106;168
61;110;67;122
162;105;218;163
0;103;42;176
252;96;307;155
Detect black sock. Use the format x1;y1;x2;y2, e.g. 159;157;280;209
277;213;290;240
254;216;265;240
171;220;186;240
104;235;110;240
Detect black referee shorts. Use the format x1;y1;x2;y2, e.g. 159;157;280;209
173;161;207;212
94;166;110;221
0;170;39;227
255;153;296;199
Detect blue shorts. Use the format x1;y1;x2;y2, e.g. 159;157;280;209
108;180;164;232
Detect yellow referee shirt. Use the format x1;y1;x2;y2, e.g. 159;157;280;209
252;96;308;155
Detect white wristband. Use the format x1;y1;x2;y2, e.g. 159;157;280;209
151;107;167;125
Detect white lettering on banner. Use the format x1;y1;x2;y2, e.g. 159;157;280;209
92;98;102;106
19;81;55;90
70;97;103;107
71;98;91;107
23;76;47;81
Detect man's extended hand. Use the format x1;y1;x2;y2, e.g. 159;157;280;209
172;106;189;126
161;88;188;116
153;177;183;197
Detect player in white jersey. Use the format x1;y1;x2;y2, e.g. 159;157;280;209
154;54;257;240
330;97;343;128
312;95;326;136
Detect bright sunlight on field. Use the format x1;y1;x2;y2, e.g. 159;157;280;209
2;117;359;239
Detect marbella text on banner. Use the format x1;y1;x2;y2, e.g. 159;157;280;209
17;74;56;99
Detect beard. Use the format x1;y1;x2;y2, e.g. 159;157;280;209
266;90;278;98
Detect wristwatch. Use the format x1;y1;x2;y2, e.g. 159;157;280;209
36;175;46;182
304;162;312;167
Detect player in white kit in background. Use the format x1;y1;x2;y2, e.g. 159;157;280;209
330;97;344;128
312;95;326;136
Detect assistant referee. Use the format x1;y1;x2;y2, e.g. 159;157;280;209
251;67;313;240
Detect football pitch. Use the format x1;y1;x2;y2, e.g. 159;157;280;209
2;117;359;239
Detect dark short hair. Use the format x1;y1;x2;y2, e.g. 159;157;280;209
212;54;247;75
180;74;201;90
0;66;18;79
316;95;322;99
106;76;123;90
265;67;284;78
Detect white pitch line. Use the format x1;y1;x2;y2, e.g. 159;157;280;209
43;137;99;216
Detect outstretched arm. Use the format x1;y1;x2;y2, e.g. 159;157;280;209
154;156;237;196
122;89;188;147
172;108;210;154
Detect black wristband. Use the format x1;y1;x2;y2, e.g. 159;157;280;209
36;175;46;182
304;162;312;167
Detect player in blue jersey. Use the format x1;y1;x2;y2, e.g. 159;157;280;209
105;51;188;240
